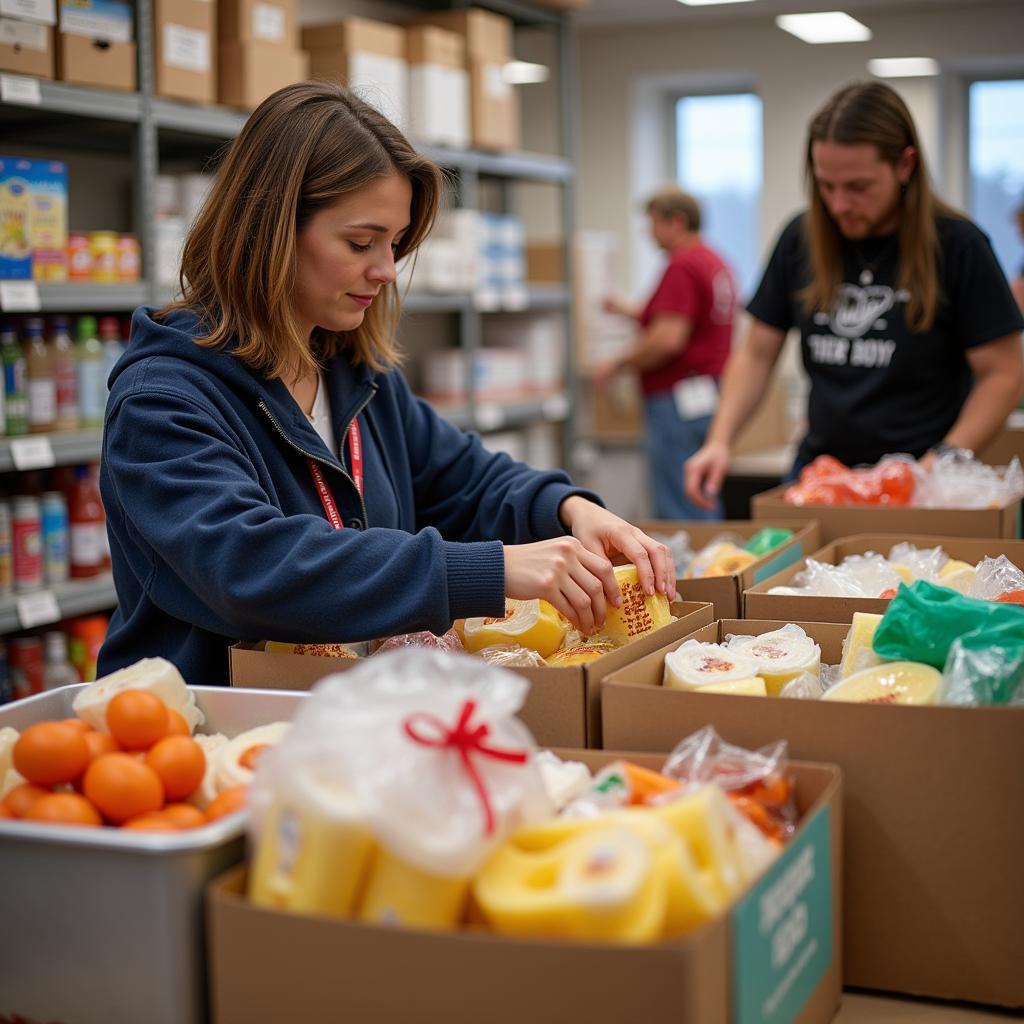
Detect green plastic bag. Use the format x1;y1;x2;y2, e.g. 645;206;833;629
942;621;1024;706
743;527;793;558
872;580;1024;669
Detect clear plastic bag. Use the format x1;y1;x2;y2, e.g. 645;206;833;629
916;452;1024;509
941;623;1024;707
660;726;798;841
372;629;465;655
684;533;754;579
477;644;547;668
968;555;1024;603
648;530;695;578
779;671;827;699
249;649;552;878
887;543;948;583
779;553;902;598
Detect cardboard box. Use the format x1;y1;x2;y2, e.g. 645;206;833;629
219;0;297;48
207;751;842;1024
0;17;53;76
153;0;215;104
229;602;715;749
0;0;55;25
752;483;1021;543
302;18;407;131
636;519;821;619
979;419;1024;467
406;25;469;148
468;54;519;151
602;618;1024;1006
218;40;308;110
410;7;512;61
57;31;134;90
745;533;1024;623
59;0;133;43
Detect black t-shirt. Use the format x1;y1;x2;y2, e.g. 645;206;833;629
748;213;1024;466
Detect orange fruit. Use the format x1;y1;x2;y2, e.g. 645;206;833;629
163;803;206;829
106;690;170;751
14;721;91;786
61;718;94;733
145;736;205;801
82;730;120;762
4;783;52;818
165;709;191;736
205;785;247;822
238;743;268;772
122;812;178;832
83;753;164;824
0;803;10;818
25;793;102;827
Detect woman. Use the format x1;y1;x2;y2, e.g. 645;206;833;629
99;82;673;684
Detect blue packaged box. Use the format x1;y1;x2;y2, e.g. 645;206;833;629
0;155;68;281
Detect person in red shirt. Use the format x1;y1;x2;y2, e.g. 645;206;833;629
597;187;736;518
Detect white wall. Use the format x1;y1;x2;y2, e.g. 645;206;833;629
576;2;1024;296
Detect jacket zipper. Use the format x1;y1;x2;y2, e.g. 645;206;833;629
259;389;376;527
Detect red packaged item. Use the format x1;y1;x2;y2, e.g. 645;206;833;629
68;465;106;579
785;454;916;507
9;636;44;700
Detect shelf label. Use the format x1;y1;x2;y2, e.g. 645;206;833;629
0;73;42;105
475;403;505;431
0;280;41;312
16;590;61;629
541;394;569;421
10;435;55;470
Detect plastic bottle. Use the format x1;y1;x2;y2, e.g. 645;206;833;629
43;630;80;690
99;316;125;397
12;494;43;593
24;317;57;434
51;315;80;431
69;465;106;579
0;498;12;595
41;490;69;585
75;316;105;429
0;323;26;437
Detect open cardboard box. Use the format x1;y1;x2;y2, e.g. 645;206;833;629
636;519;821;619
601;619;1024;1007
207;750;842;1024
744;533;1024;623
229;601;714;749
752;485;1021;543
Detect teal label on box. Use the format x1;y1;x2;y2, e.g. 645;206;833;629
752;541;804;585
731;805;832;1024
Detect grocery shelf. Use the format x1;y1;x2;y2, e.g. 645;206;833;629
0;574;116;633
0;429;103;473
403;292;473;314
520;284;570;310
476;393;570;431
151;98;248;139
30;283;149;313
404;286;569;315
419;144;575;183
0;78;142;124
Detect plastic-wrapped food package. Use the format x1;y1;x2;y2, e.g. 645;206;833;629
725;624;821;695
779;671;827;700
968;555;1024;603
648;530;695;578
477;644;547;668
784;454;918;507
743;527;794;557
887;543;949;583
684;535;757;579
941;621;1024;706
916;451;1024;509
769;553;902;598
372;629;465;655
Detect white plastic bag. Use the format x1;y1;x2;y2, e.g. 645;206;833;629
776;553;902;598
916;451;1024;509
887;543;948;583
968;555;1024;602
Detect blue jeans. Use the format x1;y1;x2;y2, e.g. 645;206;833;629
643;390;722;520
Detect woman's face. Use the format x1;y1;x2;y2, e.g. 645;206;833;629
293;172;412;338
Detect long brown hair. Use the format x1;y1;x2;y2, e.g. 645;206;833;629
800;80;960;333
158;81;443;380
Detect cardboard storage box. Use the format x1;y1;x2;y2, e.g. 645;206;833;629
601;619;1024;1007
0;0;55;24
154;0;215;104
219;39;308;109
219;0;297;48
745;533;1024;623
752;483;1021;543
979;418;1024;467
410;7;511;60
0;17;53;77
229;601;714;748
637;518;820;619
57;31;135;90
406;24;469;148
208;751;842;1024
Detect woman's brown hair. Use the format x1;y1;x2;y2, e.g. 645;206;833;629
800;80;960;333
158;80;443;380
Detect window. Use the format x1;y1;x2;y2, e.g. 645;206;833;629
968;79;1024;280
675;92;763;299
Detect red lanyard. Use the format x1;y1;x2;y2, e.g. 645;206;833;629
307;420;362;530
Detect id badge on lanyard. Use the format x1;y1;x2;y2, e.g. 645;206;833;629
307;420;362;530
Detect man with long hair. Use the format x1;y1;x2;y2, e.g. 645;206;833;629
685;81;1024;508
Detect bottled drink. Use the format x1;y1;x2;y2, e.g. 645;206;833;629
0;499;11;596
1;323;28;436
69;464;105;579
99;316;125;397
25;317;56;434
41;490;69;585
75;316;105;429
51;315;80;431
9;636;44;699
43;630;80;690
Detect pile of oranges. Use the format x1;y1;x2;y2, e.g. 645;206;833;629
1;690;245;830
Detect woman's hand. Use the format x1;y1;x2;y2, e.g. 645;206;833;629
684;441;731;509
504;537;619;635
558;496;676;599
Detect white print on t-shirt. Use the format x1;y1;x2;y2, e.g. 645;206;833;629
711;269;735;325
806;282;909;369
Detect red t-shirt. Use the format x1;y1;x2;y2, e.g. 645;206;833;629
638;242;736;395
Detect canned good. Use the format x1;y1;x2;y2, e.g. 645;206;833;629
67;233;92;281
0;499;12;596
88;231;118;284
117;233;140;282
41;491;69;586
8;636;44;700
12;495;42;593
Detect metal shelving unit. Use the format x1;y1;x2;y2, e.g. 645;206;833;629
0;429;103;473
0;575;116;633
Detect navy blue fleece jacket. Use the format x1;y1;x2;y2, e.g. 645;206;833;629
97;307;599;684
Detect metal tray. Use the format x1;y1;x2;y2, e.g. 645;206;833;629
0;684;306;1024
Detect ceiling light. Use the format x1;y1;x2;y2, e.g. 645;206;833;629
776;11;872;44
868;57;939;78
675;0;758;6
502;61;549;85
